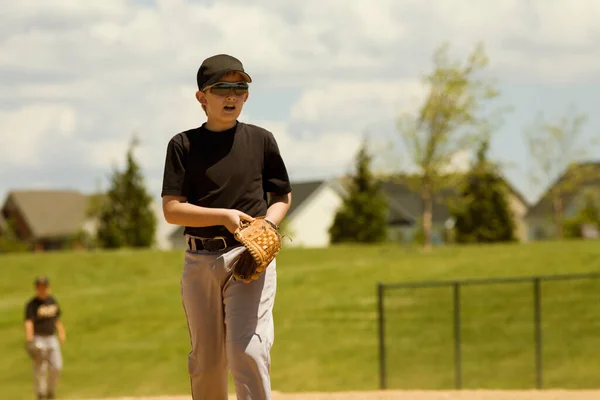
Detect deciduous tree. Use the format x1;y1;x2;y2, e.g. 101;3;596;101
397;42;505;250
525;109;599;239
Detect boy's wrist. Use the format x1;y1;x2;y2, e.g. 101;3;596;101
265;218;279;230
264;213;280;227
207;208;236;229
215;208;230;224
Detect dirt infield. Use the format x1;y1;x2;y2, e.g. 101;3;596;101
93;390;600;400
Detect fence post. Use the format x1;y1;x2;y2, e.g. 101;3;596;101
377;282;386;390
453;282;462;390
533;278;543;389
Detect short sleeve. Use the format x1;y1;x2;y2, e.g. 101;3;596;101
263;132;292;195
161;135;189;197
24;302;35;321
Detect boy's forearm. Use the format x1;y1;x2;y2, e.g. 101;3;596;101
56;321;66;340
163;193;291;228
24;321;34;341
163;199;228;227
265;193;292;226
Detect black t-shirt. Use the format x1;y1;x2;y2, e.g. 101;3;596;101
161;121;292;238
24;295;61;336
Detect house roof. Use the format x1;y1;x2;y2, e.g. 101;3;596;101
329;177;422;225
526;161;600;219
287;180;325;218
377;170;529;225
379;179;454;224
3;190;90;239
285;177;428;226
0;213;6;233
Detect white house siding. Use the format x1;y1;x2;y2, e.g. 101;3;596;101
286;184;342;248
169;228;187;250
151;200;178;250
508;193;529;242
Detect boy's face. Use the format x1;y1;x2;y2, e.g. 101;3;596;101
35;283;50;299
196;72;249;124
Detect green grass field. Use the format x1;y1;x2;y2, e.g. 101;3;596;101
1;240;600;399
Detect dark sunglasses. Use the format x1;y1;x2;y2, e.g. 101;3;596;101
207;82;249;96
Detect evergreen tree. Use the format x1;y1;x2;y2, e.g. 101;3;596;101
451;140;516;244
0;217;30;253
96;136;157;249
329;140;388;243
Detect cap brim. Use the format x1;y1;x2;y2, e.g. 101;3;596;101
202;69;252;90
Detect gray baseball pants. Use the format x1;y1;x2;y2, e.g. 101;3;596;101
181;244;277;400
30;335;62;397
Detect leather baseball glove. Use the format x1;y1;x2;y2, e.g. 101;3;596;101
232;217;282;283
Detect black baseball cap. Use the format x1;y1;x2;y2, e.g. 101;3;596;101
196;54;252;91
34;276;49;286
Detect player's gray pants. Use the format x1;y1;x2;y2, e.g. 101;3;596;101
30;335;62;397
181;244;277;400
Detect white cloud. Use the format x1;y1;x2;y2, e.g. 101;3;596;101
0;104;77;166
241;117;363;181
58;107;77;137
527;0;600;46
1;0;600;202
290;80;426;128
2;0;599;84
86;138;131;169
422;0;600;83
441;150;474;174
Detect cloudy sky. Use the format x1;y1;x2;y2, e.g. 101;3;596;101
1;0;599;207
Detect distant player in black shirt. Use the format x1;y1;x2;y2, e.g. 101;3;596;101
24;276;66;400
161;54;292;400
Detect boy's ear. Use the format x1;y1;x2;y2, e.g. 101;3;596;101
196;90;206;104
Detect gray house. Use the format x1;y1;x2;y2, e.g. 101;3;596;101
525;161;600;240
0;189;175;252
0;189;95;251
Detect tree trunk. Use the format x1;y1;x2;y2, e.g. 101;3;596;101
422;183;433;250
552;191;563;239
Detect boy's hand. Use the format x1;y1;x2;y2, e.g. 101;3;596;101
223;210;254;233
231;217;282;283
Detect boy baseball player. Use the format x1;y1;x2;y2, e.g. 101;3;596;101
161;54;292;400
24;276;66;400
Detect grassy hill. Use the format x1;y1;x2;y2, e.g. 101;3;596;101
1;240;600;399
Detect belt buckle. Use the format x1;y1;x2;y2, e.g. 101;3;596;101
203;236;228;251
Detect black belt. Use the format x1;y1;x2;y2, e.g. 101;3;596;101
186;235;239;252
